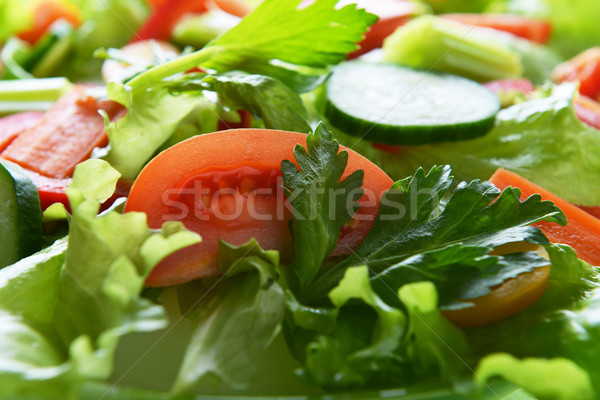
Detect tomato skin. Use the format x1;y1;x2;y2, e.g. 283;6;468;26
552;47;600;101
124;129;393;287
441;13;552;44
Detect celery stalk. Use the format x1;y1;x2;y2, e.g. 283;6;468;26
0;77;72;102
382;15;523;82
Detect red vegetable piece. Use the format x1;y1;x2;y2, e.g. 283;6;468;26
490;168;600;266
0;111;45;152
552;47;600;101
2;86;119;179
441;13;552;44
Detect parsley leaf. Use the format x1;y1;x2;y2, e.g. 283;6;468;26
305;165;566;305
281;122;363;289
126;0;376;93
202;72;311;132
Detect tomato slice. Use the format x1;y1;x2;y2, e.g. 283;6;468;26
552;47;600;101
124;129;393;287
441;13;552;44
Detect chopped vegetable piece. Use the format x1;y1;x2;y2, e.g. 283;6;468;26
574;95;600;130
441;13;552;44
443;243;550;328
124;128;393;287
212;0;252;17
0;111;44;152
2;86;117;178
325;61;500;145
483;78;534;95
552;47;600;101
0;159;43;268
490;168;600;266
383;15;523;82
17;0;81;45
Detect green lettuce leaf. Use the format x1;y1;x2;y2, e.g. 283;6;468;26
59;0;149;81
306;165;564;306
173;240;285;393
285;265;408;390
0;161;201;399
344;84;600;206
476;353;594;400
102;83;212;180
281;122;363;289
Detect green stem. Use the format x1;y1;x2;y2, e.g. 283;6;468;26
127;46;220;94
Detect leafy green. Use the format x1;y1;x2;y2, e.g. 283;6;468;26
173;240;285;393
126;0;376;93
0;160;200;399
285;265;408;390
203;72;311;132
59;0;149;81
476;353;594;400
347;84;600;206
281;123;363;289
102;83;212;180
306;165;564;305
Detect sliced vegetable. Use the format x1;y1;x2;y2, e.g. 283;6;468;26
211;0;252;18
483;78;534;95
552;47;600;101
17;0;80;44
574;95;600;130
343;0;428;58
489;168;600;266
124;128;393;287
2;86;113;178
443;243;550;328
383;15;523;82
0;111;44;152
441;13;552;44
0;159;43;268
325;61;499;145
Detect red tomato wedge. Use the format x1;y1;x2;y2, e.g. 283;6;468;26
344;0;424;58
18;0;81;44
0;111;44;152
489;168;600;266
441;13;552;44
552;47;600;101
125;129;393;287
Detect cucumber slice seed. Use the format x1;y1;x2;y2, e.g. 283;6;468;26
325;62;500;145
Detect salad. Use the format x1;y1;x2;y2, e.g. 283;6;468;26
0;0;599;399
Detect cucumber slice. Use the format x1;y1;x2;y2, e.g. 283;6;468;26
0;160;44;268
325;62;500;145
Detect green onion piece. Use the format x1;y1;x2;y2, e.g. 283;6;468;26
382;15;523;82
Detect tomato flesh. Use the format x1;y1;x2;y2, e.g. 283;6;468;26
125;129;393;287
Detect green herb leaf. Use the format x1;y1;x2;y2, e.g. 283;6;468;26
281;122;363;289
306;165;565;304
127;0;376;93
203;72;311;132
